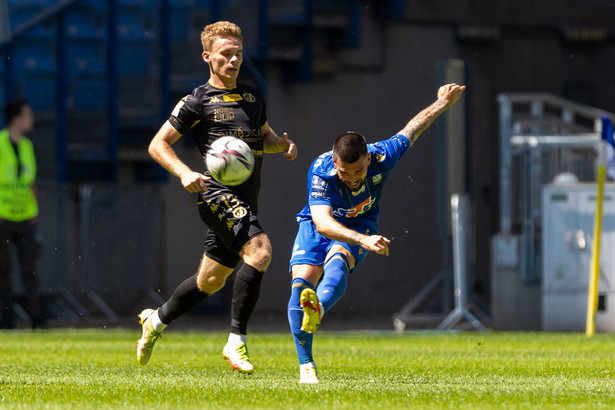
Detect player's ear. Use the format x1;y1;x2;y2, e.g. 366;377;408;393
366;153;371;165
332;156;341;170
202;51;210;63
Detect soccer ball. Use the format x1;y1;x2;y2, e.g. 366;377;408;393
206;136;255;186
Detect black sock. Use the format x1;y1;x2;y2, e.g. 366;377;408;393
159;274;208;324
231;264;265;335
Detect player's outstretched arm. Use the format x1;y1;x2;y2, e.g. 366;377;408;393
148;121;209;193
262;122;298;160
311;205;391;255
399;83;466;147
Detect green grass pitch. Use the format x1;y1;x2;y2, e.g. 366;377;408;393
1;329;614;408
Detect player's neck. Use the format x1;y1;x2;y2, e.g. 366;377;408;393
208;77;237;90
6;125;23;143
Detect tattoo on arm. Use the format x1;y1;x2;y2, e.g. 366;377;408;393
401;99;448;146
350;232;361;245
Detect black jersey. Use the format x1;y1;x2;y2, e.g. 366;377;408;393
168;82;267;212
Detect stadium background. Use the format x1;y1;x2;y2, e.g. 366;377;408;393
1;0;614;329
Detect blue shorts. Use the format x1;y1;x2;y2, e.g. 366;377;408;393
289;218;378;272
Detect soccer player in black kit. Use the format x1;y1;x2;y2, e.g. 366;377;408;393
137;21;297;373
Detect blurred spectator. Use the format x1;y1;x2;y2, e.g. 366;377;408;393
0;98;44;329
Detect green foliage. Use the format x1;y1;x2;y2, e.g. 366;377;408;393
0;329;614;408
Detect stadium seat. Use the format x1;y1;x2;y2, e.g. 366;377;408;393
8;6;53;39
73;0;107;15
65;10;100;39
71;74;107;111
7;0;48;7
118;0;147;7
64;9;106;78
68;56;106;78
117;22;154;76
169;0;197;41
21;73;56;111
11;40;56;74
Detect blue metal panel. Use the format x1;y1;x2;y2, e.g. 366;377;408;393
107;0;118;181
56;9;67;182
159;0;170;121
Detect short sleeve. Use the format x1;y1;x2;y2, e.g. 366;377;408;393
371;133;410;168
307;174;334;206
259;97;268;127
168;93;202;135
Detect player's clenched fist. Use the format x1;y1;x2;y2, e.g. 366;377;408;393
437;83;466;108
180;171;210;193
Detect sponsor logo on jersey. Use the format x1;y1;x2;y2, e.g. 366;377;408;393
292;250;306;257
375;153;386;162
171;96;188;117
207;200;220;213
232;207;247;219
351;185;366;196
372;174;382;184
213;107;235;122
223;94;243;102
222;128;261;139
310;176;328;198
311;175;327;188
332;195;376;218
242;92;255;103
209;96;223;103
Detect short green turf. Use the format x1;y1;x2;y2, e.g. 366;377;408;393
1;329;614;409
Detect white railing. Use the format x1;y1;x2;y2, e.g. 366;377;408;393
498;93;615;282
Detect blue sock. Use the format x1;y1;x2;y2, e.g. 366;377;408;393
287;277;314;365
317;252;350;313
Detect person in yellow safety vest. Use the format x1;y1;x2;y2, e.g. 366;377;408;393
0;98;44;329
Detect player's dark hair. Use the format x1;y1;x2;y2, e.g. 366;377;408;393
4;98;28;125
332;132;367;163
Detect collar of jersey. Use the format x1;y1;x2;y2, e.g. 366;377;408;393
208;80;237;91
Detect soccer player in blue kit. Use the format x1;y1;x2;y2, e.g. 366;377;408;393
287;83;465;383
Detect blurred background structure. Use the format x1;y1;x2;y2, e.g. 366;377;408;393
1;0;615;330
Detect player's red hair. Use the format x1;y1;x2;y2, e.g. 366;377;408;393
200;21;243;51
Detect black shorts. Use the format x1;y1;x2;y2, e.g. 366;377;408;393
197;189;264;268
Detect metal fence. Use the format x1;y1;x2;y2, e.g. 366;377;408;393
497;93;615;283
35;182;164;321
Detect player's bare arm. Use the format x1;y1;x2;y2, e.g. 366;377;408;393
400;83;466;147
310;205;391;255
148;121;210;193
262;122;298;160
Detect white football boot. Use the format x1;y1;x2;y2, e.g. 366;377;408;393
223;341;254;374
299;362;319;384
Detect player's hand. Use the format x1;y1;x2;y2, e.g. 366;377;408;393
180;171;210;193
437;83;466;108
279;132;298;161
360;234;391;256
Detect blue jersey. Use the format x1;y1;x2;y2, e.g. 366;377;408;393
296;133;410;224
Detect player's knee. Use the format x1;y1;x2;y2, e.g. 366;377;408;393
241;234;272;270
196;273;227;294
